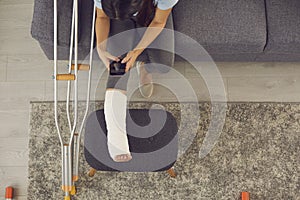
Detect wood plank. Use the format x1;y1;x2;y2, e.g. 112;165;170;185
138;77;228;102
7;55;53;82
0;4;33;30
91;64;109;80
0;27;32;42
227;76;300;102
0;166;28;197
44;79;106;101
253;62;299;76
186;62;300;78
0;3;43;56
152;61;186;79
0;138;29;167
0;110;29;138
15;196;28;200
6;54;101;82
0;81;45;101
0;99;31;111
0;34;44;56
0;55;7;81
184;61;228;78
215;62;261;78
291;63;300;74
0;0;33;5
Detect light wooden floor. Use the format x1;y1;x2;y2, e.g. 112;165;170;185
0;0;300;199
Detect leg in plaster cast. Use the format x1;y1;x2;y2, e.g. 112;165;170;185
104;88;132;162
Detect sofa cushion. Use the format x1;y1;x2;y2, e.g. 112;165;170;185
264;0;300;54
172;0;267;55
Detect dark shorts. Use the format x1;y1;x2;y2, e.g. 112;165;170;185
105;13;175;91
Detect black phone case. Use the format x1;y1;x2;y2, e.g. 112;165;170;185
109;61;126;76
109;53;127;76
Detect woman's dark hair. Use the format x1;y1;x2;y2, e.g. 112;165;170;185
102;0;156;27
136;0;156;26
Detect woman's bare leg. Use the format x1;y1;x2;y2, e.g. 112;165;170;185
138;61;152;85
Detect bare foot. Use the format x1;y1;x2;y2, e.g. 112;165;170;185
138;62;152;85
114;154;132;162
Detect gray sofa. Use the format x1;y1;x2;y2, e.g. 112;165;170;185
31;0;300;62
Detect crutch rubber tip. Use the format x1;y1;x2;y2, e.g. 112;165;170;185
5;186;14;199
166;168;177;178
72;175;79;182
70;185;77;196
62;185;72;192
241;191;250;200
88;168;96;177
64;196;71;200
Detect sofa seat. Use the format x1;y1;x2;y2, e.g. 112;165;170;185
259;0;300;55
172;0;267;60
30;0;300;62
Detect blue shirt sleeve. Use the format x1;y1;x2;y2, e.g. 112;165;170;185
156;0;179;10
94;0;179;11
94;0;102;9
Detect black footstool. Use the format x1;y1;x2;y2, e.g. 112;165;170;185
84;109;178;177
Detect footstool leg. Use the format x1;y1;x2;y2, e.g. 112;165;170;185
88;168;97;177
166;167;177;178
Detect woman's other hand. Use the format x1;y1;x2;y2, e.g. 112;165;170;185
121;49;143;72
97;48;120;70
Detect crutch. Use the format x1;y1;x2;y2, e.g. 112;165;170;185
53;0;96;198
68;3;97;197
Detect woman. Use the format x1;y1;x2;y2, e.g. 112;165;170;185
95;0;178;162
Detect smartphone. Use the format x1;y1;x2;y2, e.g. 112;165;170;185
109;53;127;76
109;61;126;76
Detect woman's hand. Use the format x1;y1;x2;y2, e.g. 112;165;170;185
121;49;143;72
97;48;120;70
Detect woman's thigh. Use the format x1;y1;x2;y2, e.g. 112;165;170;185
105;19;137;91
106;72;131;91
106;19;137;57
135;13;175;73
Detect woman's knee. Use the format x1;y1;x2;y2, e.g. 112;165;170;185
106;88;126;95
106;72;130;91
144;50;175;73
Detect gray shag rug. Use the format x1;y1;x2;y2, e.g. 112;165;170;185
27;101;300;200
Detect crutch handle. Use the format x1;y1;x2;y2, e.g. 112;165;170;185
71;64;90;71
56;74;76;81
